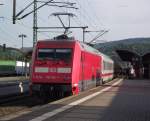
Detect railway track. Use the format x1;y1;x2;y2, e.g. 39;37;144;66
0;92;65;118
0;93;40;117
0;93;29;104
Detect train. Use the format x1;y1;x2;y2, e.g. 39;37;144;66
30;35;114;99
0;60;29;76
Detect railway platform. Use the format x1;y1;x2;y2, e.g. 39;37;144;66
1;78;150;121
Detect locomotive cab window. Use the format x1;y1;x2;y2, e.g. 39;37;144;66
55;49;72;61
38;49;55;60
37;48;72;61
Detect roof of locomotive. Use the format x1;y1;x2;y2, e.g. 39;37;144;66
37;36;113;62
79;41;113;63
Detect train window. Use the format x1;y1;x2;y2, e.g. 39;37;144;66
55;49;72;61
103;61;113;70
37;48;72;61
38;49;55;60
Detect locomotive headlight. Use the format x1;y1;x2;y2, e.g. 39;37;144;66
73;83;78;87
72;83;78;92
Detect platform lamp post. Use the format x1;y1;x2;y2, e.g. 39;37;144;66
18;34;27;76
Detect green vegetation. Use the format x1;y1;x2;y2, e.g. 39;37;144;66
94;38;150;57
94;38;150;59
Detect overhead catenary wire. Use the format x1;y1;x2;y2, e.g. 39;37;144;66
16;0;54;20
19;2;68;38
45;1;91;41
74;0;99;30
35;2;78;36
86;0;105;27
16;0;79;46
50;0;101;42
14;0;97;40
74;0;107;43
0;1;72;47
12;0;61;40
1;0;108;47
74;0;109;43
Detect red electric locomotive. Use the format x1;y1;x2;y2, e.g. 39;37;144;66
30;35;114;98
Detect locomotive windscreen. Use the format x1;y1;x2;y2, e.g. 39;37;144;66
37;48;72;61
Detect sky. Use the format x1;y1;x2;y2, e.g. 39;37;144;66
0;0;150;48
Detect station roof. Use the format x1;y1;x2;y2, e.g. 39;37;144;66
116;50;140;62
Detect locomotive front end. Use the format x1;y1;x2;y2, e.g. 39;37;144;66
30;40;74;98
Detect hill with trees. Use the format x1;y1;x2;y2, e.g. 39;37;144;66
94;37;150;58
